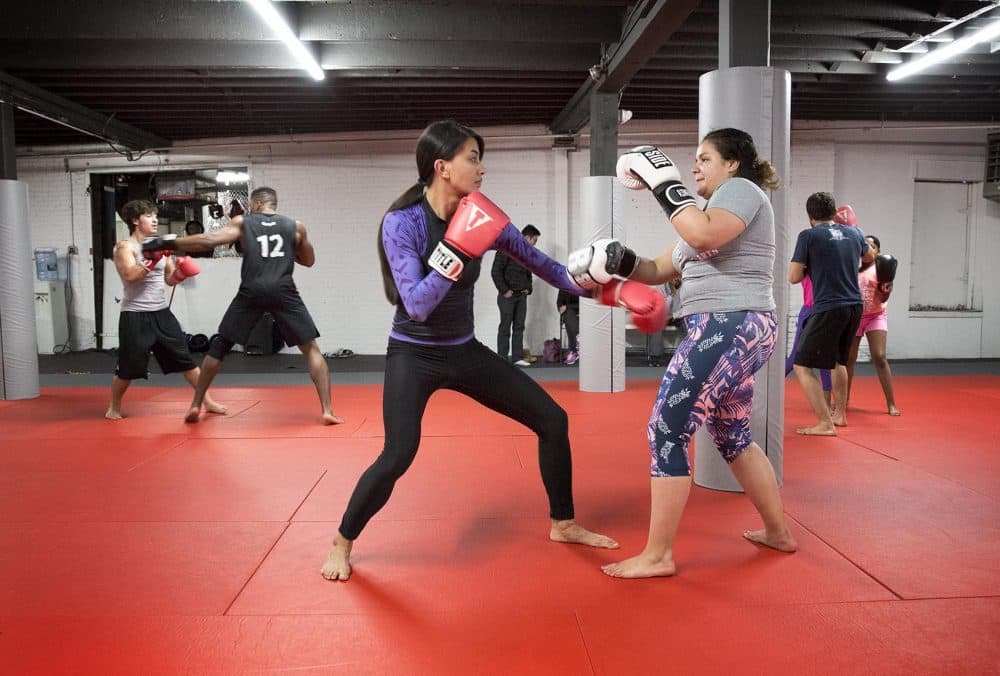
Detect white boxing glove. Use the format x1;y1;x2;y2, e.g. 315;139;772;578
617;145;698;220
567;238;615;289
567;239;639;289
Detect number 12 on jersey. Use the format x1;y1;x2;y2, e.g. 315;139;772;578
256;234;285;258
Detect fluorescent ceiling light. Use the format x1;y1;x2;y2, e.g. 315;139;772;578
217;170;249;185
887;19;1000;81
246;0;325;81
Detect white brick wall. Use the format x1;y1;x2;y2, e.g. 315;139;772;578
16;161;97;350
15;122;1000;359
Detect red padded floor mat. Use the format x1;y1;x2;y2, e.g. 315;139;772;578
0;375;996;674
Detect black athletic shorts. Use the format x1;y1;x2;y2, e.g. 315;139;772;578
793;303;862;370
116;309;197;380
217;281;319;348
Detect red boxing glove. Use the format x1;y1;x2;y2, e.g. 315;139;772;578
429;192;510;281
834;204;857;227
171;256;200;284
141;250;164;271
596;280;668;335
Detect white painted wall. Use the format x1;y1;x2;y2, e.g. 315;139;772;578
15;120;1000;359
832;145;1000;359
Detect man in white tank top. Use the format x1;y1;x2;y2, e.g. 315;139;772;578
105;200;226;420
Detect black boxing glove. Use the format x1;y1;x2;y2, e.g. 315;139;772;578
875;254;897;285
141;234;179;258
875;253;897;299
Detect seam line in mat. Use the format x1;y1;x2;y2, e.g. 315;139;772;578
573;610;598;675
838;438;999;502
839;436;900;461
287;469;328;522
127;436;188;472
222;469;328;615
785;511;904;600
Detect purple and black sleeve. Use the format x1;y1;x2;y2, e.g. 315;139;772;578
381;208;452;322
493;223;589;298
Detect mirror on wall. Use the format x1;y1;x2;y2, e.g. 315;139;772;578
108;167;250;258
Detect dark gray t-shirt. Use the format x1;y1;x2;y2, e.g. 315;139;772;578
676;177;776;316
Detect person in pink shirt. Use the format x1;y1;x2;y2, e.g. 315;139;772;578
846;235;900;416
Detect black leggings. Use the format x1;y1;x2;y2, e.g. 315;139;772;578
338;337;574;539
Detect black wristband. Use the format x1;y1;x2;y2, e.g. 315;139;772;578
651;180;697;219
141;234;178;253
605;241;638;278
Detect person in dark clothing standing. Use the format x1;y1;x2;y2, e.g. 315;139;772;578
556;288;580;365
141;186;344;426
493;224;540;366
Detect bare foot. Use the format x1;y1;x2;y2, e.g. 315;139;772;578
795;423;836;436
322;412;345;425
601;552;676;578
550;520;619;549
184;406;201;424
743;528;798;553
320;534;353;581
204;399;227;415
887;405;901;416
105;407;124;420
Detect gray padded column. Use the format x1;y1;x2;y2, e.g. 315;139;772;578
0;179;40;399
693;67;790;490
577;176;626;393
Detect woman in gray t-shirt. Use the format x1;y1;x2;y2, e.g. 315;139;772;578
599;128;798;579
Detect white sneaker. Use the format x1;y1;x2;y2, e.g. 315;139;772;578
514;359;532;367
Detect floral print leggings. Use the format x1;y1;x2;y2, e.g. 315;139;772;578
648;310;777;477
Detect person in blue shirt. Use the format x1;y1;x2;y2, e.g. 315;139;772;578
788;192;873;435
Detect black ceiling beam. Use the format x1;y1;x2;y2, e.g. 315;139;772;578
16;73;585;88
298;4;621;43
2;2;621;44
550;0;701;134
669;11;929;40
770;0;937;20
638;57;1000;76
0;40;597;72
0;71;168;150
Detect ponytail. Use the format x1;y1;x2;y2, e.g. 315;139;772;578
377;182;425;305
752;159;781;192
